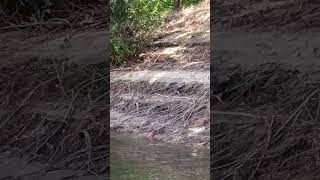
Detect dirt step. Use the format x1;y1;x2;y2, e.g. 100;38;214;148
111;70;209;84
138;45;209;71
150;31;209;47
140;45;209;60
111;80;209;98
111;70;209;98
110;110;209;146
136;61;210;71
151;39;209;48
117;93;202;103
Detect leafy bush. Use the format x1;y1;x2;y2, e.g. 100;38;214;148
110;0;201;65
111;0;170;65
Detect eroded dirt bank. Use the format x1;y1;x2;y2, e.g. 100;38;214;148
110;0;210;148
111;71;209;147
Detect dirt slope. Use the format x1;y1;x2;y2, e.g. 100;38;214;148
126;0;210;71
111;0;210;147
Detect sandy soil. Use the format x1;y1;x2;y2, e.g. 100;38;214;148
111;70;209;84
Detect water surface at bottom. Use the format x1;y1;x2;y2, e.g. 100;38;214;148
111;133;209;180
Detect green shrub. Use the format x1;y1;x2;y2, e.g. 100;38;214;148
110;0;201;66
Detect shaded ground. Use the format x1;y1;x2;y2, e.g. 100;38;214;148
110;0;210;147
212;0;320;179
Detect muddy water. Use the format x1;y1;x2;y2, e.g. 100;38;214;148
111;133;209;180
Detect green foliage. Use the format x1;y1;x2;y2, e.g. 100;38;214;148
181;0;201;6
110;0;201;65
110;0;172;65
